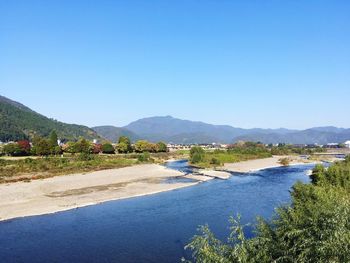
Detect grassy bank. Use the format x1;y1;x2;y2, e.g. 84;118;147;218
0;154;145;183
0;150;192;183
190;148;272;168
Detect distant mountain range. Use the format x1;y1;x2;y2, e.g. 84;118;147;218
1;95;349;144
0;95;99;141
95;116;350;145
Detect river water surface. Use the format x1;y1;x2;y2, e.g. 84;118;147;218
0;160;314;263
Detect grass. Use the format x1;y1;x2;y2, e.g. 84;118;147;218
191;149;272;168
0;154;147;183
0;151;193;183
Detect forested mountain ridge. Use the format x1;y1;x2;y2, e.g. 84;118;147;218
0;95;99;141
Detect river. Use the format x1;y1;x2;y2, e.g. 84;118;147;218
0;160;314;263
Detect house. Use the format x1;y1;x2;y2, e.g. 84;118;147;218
325;143;340;148
344;141;350;149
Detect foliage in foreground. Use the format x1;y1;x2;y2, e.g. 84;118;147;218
185;156;350;262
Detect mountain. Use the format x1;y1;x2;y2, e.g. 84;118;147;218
2;95;349;145
123;116;350;144
0;95;99;142
92;126;139;143
235;128;350;145
124;116;248;143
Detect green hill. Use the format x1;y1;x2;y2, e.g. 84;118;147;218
92;126;139;143
0;95;99;142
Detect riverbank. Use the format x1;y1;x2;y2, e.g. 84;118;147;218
222;155;316;173
0;164;199;221
0;156;320;221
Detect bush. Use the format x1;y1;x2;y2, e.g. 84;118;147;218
156;142;168;152
137;152;150;162
3;143;22;156
279;157;290;166
101;143;115;154
77;152;95;161
190;146;205;164
210;157;221;166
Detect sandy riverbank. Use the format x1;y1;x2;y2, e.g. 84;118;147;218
222;155;315;173
0;156;320;221
0;164;200;221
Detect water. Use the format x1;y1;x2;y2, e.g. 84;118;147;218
0;161;314;263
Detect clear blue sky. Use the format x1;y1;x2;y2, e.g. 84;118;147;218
1;0;349;129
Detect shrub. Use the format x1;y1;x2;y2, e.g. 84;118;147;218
279;157;290;166
3;143;24;156
101;143;115;154
137;152;150;162
190;146;205;164
210;157;221;166
156;142;168;152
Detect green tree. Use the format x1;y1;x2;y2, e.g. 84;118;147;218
31;137;51;156
134;140;154;153
117;136;132;153
101;143;115;154
49;130;58;147
156;142;167;152
190;146;205;164
75;138;92;154
3;143;22;156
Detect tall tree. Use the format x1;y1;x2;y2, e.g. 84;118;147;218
117;136;132;153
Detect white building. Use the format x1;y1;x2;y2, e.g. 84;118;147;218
344;141;350;149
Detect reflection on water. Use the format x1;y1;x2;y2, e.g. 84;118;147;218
0;160;314;263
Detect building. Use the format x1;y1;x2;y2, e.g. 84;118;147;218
325;143;340;148
344;141;350;149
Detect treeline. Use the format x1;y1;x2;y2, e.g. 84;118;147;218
0;131;167;157
269;143;326;155
186;156;350;262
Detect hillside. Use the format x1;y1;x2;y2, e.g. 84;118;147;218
123;116;350;144
2;96;349;144
124;116;249;143
0;95;99;142
92;126;139;143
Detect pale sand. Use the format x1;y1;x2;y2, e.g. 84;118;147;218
197;170;231;179
0;164;199;221
223;156;315;173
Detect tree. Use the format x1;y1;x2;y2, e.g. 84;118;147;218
156;142;167;152
74;138;92;154
31;137;51;156
3;143;22;156
117;136;132;153
63;141;78;154
134;140;153;153
49;130;58;148
91;143;102;154
101;143;115;154
190;146;205;164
